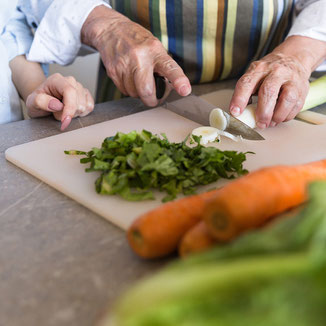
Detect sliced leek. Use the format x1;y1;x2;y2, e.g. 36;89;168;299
236;104;257;129
209;108;229;130
191;126;220;145
302;75;326;111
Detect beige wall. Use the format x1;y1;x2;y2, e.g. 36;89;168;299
49;52;100;100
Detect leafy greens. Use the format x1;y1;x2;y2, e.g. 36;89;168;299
65;130;250;202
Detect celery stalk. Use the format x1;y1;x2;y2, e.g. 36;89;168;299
105;181;326;326
302;75;326;111
110;254;313;326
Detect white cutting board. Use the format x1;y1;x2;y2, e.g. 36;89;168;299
5;90;326;230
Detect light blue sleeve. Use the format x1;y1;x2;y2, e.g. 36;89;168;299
0;7;33;61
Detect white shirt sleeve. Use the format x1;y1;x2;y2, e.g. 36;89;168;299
0;8;34;61
27;0;111;65
287;0;326;70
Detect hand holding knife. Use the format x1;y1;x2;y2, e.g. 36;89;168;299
154;74;265;141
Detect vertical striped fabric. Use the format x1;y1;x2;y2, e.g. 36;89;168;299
99;0;294;102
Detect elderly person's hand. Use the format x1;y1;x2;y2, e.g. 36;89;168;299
81;6;191;107
229;36;326;128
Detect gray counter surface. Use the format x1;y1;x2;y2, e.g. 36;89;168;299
0;81;240;326
2;79;326;326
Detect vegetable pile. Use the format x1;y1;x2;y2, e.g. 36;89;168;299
102;181;326;326
128;158;326;258
65;130;249;202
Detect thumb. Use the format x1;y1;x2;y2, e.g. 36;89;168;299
26;92;64;118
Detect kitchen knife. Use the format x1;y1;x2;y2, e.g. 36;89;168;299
154;74;265;141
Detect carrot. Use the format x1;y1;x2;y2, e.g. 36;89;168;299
127;190;217;259
203;159;326;241
178;221;218;257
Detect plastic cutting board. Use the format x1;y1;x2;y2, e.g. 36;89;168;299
5;90;326;230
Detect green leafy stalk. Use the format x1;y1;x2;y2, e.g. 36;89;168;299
65;130;250;202
302;75;326;111
106;181;326;326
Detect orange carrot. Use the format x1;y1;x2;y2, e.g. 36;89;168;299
127;190;217;259
203;159;326;241
178;221;218;257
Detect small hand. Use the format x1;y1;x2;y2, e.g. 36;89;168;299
26;73;94;130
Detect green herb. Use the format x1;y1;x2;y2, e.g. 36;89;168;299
65;130;250;202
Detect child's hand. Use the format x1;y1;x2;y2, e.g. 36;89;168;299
26;73;95;130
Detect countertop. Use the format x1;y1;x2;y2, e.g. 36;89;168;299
0;81;237;326
2;78;326;326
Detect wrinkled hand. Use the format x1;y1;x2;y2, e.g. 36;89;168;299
230;36;326;128
230;51;310;129
26;73;94;130
82;6;191;107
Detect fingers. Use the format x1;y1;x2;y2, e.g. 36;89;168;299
74;81;87;117
43;74;78;127
271;83;299;126
107;65;128;96
26;92;63;118
72;88;95;118
119;55;190;107
60;77;95;130
58;76;79;130
229;63;266;117
110;55;189;107
255;76;284;128
271;82;307;125
133;66;157;107
101;27;191;105
82;88;95;117
65;77;94;118
122;72;138;98
47;74;94;130
154;54;191;97
73;81;94;117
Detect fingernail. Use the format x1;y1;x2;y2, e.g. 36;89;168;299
230;106;240;117
87;102;93;109
270;121;276;127
145;97;158;107
61;116;72;131
179;85;190;96
48;99;63;111
256;122;267;129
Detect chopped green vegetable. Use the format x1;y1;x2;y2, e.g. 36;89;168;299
65;130;250;202
106;181;326;326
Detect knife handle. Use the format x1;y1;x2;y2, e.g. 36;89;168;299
154;73;166;100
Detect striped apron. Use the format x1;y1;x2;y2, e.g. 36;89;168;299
97;0;294;102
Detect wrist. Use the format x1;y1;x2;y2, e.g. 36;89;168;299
81;5;127;51
10;56;46;102
273;35;326;75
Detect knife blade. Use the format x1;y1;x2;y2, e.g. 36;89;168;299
154;74;265;141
